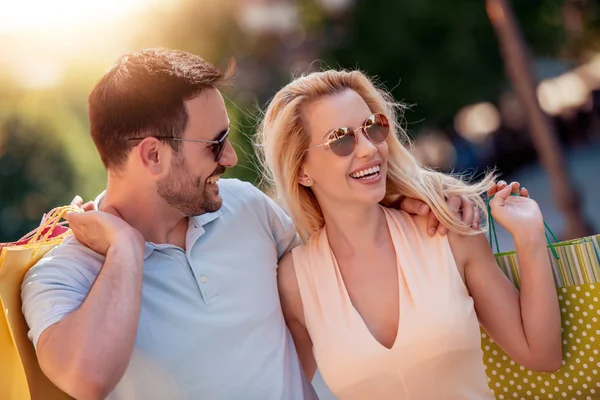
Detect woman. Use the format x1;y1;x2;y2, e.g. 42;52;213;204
255;70;562;399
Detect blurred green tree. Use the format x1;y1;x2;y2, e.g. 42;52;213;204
0;116;76;242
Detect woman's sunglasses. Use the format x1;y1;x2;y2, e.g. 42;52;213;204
308;113;390;157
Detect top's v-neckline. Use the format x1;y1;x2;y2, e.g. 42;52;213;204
324;207;404;351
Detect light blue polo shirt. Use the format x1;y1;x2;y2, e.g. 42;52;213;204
21;179;316;400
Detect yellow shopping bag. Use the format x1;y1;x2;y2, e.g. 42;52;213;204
0;207;77;400
482;196;600;399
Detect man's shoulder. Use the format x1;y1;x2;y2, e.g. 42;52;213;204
27;235;104;279
219;178;263;199
220;178;290;214
44;234;102;257
218;178;274;212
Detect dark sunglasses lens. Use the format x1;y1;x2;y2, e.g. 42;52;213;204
328;128;355;156
365;114;390;144
213;143;225;161
213;131;230;161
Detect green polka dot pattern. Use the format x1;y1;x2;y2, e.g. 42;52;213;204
482;235;600;399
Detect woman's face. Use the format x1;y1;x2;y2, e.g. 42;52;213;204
300;89;389;209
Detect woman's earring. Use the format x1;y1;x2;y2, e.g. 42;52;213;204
306;179;312;185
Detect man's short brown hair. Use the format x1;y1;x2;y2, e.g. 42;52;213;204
88;48;230;170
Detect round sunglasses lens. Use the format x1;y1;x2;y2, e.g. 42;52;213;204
365;114;390;143
328;129;355;156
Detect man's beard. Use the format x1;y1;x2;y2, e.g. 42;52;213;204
157;156;225;217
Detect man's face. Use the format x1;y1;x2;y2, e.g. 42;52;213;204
157;88;238;216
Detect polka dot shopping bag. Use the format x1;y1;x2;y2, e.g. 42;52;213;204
482;204;600;400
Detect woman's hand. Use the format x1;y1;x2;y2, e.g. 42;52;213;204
488;181;544;240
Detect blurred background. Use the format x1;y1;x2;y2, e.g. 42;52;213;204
1;0;599;397
1;1;600;242
1;3;600;241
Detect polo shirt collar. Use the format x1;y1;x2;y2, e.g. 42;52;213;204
191;210;222;227
92;190;223;260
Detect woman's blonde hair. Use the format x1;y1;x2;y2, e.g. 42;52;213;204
255;69;496;241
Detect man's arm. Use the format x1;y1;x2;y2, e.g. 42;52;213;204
22;211;145;400
394;194;481;236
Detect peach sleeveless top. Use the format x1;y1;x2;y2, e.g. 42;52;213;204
291;207;494;399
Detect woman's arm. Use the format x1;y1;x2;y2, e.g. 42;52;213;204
449;182;562;372
277;252;318;380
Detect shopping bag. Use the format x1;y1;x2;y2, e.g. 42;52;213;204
0;206;77;400
481;196;600;399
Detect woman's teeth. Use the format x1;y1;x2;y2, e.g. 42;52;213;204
350;165;381;179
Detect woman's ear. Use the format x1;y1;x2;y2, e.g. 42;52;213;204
298;167;312;187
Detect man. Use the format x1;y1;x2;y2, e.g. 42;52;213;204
21;48;479;400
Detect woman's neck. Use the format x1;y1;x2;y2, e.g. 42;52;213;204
321;202;389;260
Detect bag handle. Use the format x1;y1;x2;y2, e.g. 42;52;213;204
27;206;80;244
10;206;82;258
486;193;559;259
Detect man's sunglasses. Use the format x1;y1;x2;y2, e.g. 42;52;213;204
128;128;230;162
308;113;390;157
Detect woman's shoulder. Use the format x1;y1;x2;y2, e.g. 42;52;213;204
383;206;431;236
288;227;333;276
292;227;326;253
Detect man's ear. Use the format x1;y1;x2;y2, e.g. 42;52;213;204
136;138;171;176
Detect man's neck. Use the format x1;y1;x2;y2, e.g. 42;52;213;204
102;178;189;249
